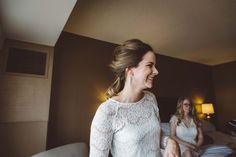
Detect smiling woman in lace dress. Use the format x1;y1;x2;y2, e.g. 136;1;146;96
89;39;179;157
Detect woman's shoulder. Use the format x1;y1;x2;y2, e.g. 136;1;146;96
91;100;117;132
143;90;156;98
170;115;177;119
193;118;202;128
96;99;117;116
143;91;157;102
169;115;178;123
143;91;160;112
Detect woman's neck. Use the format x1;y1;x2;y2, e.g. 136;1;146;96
183;113;191;119
117;85;144;103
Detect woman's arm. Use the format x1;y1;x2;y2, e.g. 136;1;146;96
196;127;204;148
89;105;114;157
170;121;197;150
164;137;180;157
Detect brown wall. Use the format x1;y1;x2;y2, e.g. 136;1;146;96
0;122;47;157
47;32;116;148
212;61;236;129
0;24;4;50
0;39;54;157
47;32;215;148
154;54;214;100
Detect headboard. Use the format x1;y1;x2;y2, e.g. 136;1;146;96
157;97;178;122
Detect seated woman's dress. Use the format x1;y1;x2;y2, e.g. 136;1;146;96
170;115;199;157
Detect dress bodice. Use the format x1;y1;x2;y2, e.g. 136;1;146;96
90;91;163;157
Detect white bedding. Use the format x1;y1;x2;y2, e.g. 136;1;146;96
206;130;236;155
197;120;236;156
200;144;233;157
206;131;236;147
202;119;236;151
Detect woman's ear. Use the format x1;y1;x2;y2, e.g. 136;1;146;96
125;67;134;76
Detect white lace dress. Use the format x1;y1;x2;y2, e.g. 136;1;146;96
170;115;199;156
89;91;166;157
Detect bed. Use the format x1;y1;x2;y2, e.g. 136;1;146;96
201;120;236;157
158;97;236;157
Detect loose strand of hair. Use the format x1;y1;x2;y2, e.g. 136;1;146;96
106;76;122;99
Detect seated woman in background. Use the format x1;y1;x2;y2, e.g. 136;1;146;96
170;97;204;157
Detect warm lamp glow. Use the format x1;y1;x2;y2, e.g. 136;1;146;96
202;103;214;118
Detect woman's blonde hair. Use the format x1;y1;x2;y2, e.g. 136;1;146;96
106;39;153;98
175;97;199;126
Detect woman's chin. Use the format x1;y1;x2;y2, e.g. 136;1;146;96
145;83;153;89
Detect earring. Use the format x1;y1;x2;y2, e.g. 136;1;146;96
130;75;133;84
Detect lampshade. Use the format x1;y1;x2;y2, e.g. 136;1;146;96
202;103;214;118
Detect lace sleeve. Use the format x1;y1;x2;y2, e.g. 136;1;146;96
147;91;160;121
160;135;169;149
147;92;169;148
89;103;114;157
160;115;178;149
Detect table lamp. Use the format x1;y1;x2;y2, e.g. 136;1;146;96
202;103;214;119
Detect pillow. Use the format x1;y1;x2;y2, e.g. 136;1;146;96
202;134;214;145
201;120;216;133
161;122;170;136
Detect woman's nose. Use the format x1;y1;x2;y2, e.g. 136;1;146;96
153;66;159;75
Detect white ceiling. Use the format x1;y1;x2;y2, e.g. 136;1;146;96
1;0;236;65
0;0;77;46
